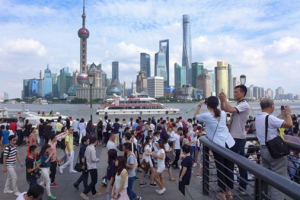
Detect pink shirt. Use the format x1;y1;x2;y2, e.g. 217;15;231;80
48;132;67;162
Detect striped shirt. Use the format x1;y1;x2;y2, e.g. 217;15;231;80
3;144;18;166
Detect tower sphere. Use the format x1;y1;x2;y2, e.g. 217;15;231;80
77;73;89;85
78;28;89;39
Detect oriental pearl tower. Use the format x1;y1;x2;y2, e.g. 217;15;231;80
77;0;89;85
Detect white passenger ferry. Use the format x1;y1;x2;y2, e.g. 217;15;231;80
96;93;180;116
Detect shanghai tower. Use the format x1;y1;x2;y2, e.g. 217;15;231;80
182;15;192;85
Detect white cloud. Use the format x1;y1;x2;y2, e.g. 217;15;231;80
1;39;47;57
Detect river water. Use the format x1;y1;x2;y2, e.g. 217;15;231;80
2;101;300;122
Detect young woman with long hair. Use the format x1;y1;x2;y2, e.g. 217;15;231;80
111;156;129;200
97;119;104;145
106;149;118;200
152;139;166;195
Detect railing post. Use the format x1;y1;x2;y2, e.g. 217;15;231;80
254;177;268;200
203;144;210;195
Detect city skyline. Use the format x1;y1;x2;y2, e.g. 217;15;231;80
1;0;300;98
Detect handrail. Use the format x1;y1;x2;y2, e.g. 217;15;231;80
200;136;300;199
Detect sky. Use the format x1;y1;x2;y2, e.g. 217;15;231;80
1;0;300;98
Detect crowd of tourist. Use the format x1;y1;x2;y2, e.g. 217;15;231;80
0;84;300;200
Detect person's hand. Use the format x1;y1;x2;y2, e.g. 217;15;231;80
68;152;71;157
36;162;41;168
179;177;182;182
3;166;7;172
198;100;205;106
219;92;227;102
113;193;119;199
284;106;291;116
105;187;110;194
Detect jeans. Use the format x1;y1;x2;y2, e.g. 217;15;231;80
50;161;57;183
4;166;19;193
106;179;113;200
60;151;74;172
231;138;247;190
84;169;98;195
75;170;89;190
127;177;137;200
190;146;196;162
40;136;44;147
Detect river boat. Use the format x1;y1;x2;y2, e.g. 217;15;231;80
96;93;180;116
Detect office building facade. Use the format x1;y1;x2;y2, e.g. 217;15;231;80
182;15;192;84
140;53;151;77
147;76;164;98
174;63;186;88
197;73;211;98
155;51;168;87
112;61;119;83
214;61;229;96
191;62;204;88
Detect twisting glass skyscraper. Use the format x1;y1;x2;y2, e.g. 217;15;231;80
182;15;192;85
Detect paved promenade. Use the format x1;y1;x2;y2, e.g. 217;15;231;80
0;144;210;200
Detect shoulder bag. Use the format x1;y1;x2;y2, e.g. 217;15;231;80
74;152;82;172
265;115;290;159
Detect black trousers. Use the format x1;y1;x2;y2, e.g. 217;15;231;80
73;131;79;145
178;181;186;196
104;132;110;145
75;170;89;189
17;130;23;146
50;161;57;183
172;149;181;167
84;169;98;195
213;151;234;192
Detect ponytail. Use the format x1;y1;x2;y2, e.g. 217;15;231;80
213;108;221;118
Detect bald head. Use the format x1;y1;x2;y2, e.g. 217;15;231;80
260;98;274;110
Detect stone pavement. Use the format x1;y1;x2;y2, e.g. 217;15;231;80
0;144;212;200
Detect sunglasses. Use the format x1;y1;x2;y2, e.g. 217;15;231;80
12;139;17;141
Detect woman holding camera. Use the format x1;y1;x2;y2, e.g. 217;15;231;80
194;96;235;200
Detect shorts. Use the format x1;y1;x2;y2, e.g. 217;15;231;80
157;164;165;173
196;146;201;151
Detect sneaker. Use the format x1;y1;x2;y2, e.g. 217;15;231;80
48;195;57;200
70;170;77;173
92;192;101;197
150;183;157;187
158;188;166;195
73;183;79;190
192;163;198;167
80;193;90;200
14;192;21;196
239;188;246;195
59;166;63;174
139;182;147;187
134;196;142;200
3;190;14;194
50;182;58;187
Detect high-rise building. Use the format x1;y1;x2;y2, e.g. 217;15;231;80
147;76;164;98
57;67;73;97
155;40;169;87
191;62;204;88
197;73;211;98
214;61;229;96
275;87;284;100
209;72;215;96
51;73;58;97
42;65;53;98
247;85;254;99
136;71;147;93
155;50;168;88
73;70;79;85
140;53;151;77
233;77;239;88
182;15;192;84
253;86;259;99
228;64;233;98
131;82;137;94
265;88;273;99
174;63;186;88
112;61;119;83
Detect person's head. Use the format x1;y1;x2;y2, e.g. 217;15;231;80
123;142;132;153
39;144;51;158
245;124;250;132
145;124;149;130
30;127;36;134
29;145;38;156
68;127;74;134
234;85;247;100
0;125;4;130
39;118;44;123
124;127;130;133
115;118;119;122
90;137;97;145
193;124;197;131
49;132;56;141
25;119;29;124
148;130;153;137
260;98;274;113
144;136;152;146
108;149;118;165
177;127;183;135
9;135;17;145
206;96;221;118
26;184;44;200
76;118;79;121
80;118;84;123
156;139;164;150
19;117;22;121
157;126;162;133
115;156;126;175
110;134;116;141
124;132;132;141
182;144;190;154
6;125;10;130
153;130;160;138
81;136;90;146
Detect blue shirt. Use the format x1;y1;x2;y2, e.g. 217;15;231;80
113;123;120;134
2;130;9;145
132;123;138;131
40;154;51;168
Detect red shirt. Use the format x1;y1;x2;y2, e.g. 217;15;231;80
10;122;17;132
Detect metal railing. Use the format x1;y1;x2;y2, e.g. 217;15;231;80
200;136;300;200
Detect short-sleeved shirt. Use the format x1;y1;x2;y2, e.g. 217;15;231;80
230;100;250;139
179;155;193;185
2;130;9;144
113;123;120;133
17;121;24;130
157;149;165;169
189;130;197;146
106;141;117;151
3;145;17;166
256;112;284;145
127;152;136;177
55;122;63;132
143;144;152;162
106;161;116;180
26;157;36;180
16;192;26;200
65;134;74;152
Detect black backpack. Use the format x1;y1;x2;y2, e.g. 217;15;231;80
0;146;11;164
106;121;112;132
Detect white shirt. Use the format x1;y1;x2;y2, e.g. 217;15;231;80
157;149;165;168
197;111;235;148
255;112;284;145
187;122;193;132
189;130;197;146
170;131;180;150
150;123;155;131
176;122;183;128
143;144;152;162
106;140;118;151
16;192;26;200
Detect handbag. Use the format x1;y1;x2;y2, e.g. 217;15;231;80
74;152;82;172
166;151;175;162
33;168;41;179
141;159;150;172
265;115;290;159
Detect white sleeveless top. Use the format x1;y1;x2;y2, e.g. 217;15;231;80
115;169;128;189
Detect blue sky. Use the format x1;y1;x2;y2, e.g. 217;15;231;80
1;0;300;98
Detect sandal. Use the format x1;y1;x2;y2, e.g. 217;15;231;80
169;177;175;181
216;193;227;200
